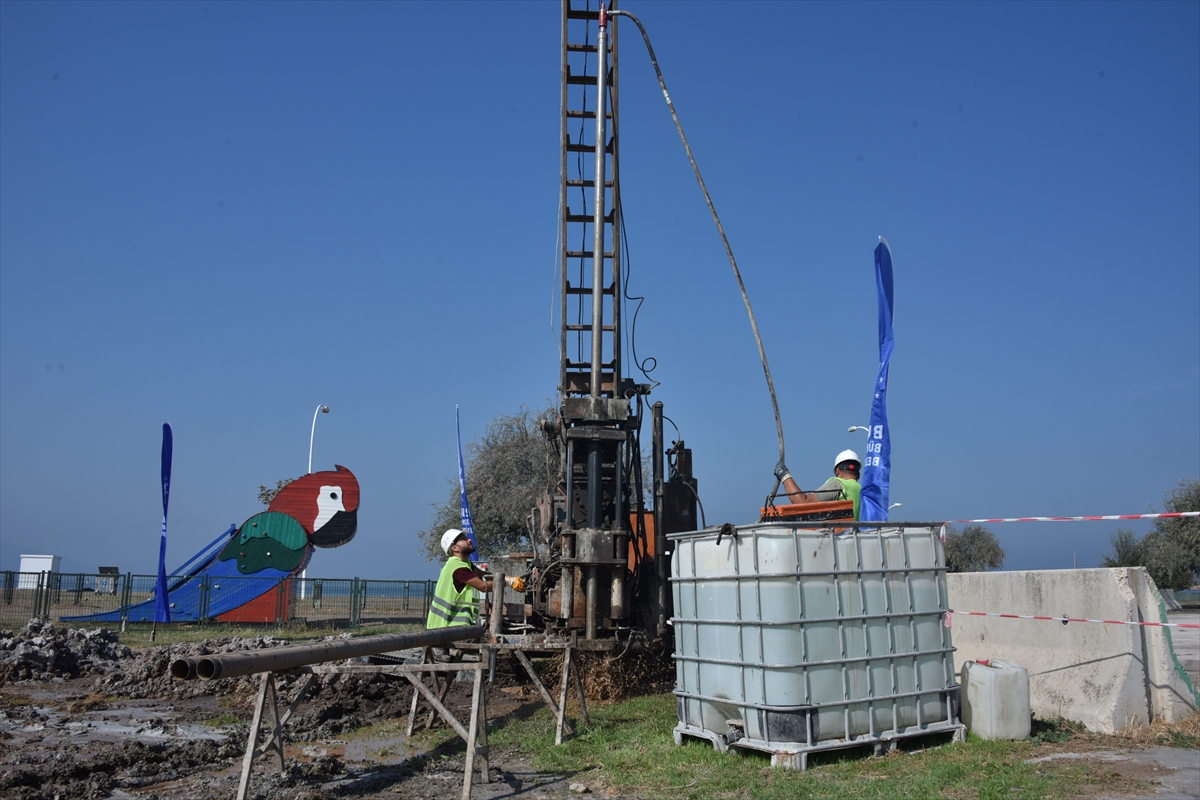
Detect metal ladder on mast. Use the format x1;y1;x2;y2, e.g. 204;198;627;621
554;1;634;640
560;0;621;402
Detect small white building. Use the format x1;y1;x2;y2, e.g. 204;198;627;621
18;554;61;589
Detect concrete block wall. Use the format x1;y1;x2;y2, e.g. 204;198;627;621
1126;569;1200;724
946;568;1199;734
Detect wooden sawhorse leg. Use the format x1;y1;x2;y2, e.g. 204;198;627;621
236;671;317;800
513;649;574;736
401;662;490;799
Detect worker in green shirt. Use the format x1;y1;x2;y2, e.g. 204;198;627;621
774;449;863;520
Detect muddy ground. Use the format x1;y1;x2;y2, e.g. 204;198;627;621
0;620;1196;800
0;620;664;799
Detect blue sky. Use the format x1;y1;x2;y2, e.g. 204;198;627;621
2;1;1197;581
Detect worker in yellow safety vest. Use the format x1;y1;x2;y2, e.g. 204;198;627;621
426;528;525;629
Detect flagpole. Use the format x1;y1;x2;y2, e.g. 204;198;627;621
456;406;478;561
859;238;895;522
152;422;173;641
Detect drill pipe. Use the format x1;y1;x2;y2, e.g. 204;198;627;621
172;625;487;681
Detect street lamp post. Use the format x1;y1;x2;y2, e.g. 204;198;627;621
308;405;330;475
303;404;329;600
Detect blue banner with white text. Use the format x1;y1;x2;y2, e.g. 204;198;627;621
456;406;478;560
860;239;894;522
154;422;173;623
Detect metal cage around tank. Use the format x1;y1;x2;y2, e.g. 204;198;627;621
670;521;964;769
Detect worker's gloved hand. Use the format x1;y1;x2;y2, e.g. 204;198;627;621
505;575;527;592
773;461;790;482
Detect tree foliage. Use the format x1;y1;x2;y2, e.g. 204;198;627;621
1138;479;1199;591
943;524;1006;573
1096;480;1199;591
1101;528;1143;567
257;478;294;506
418;405;560;562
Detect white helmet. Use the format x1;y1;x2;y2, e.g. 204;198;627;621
834;450;862;470
441;528;465;555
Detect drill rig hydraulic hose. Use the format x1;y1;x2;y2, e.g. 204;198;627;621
608;6;788;488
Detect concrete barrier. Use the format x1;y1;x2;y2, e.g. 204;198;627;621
946;568;1198;734
1126;570;1199;724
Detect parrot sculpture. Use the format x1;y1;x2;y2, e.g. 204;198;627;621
217;465;361;576
65;466;360;623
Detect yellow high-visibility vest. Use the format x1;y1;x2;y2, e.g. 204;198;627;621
426;556;481;628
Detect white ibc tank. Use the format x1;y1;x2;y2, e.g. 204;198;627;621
960;659;1031;740
672;523;960;749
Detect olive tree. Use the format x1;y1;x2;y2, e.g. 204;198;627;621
1101;528;1144;568
1139;479;1200;591
419;405;559;562
1096;480;1199;590
943;524;1005;573
257;478;294;506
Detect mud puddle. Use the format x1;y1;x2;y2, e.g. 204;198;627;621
2;694;231;747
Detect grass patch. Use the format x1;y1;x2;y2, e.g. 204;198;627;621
485;693;1153;799
0;691;32;708
1157;727;1199;748
63;692;109;713
354;622;424;637
204;712;243;728
1029;716;1085;744
341;719;410;742
1116;714;1200;750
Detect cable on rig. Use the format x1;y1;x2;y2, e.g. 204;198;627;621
608;6;788;496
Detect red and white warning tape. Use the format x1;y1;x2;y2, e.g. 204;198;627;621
946;610;1199;630
948;512;1200;524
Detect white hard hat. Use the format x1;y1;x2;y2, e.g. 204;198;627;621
834;450;862;470
441;528;465;555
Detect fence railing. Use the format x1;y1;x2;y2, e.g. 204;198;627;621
0;571;437;630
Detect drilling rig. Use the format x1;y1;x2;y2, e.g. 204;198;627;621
491;2;696;650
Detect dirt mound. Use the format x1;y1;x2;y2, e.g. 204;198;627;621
0;737;242;800
0;619;134;682
96;634;296;701
290;671;422;740
93;636;426;738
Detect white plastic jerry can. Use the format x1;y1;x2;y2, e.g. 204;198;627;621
960;658;1031;740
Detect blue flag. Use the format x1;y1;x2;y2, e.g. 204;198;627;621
456;406;478;560
154;422;172;623
860;238;895;522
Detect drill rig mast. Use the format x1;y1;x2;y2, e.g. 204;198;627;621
518;2;696;646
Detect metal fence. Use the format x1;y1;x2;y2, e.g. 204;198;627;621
0;572;436;630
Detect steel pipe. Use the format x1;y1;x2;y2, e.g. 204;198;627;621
172;656;198;681
590;9;609;399
610;568;625;620
653;401;668;637
587;442;602;528
175;625;486;681
559;560;575;620
585;565;598;639
489;572;504;681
